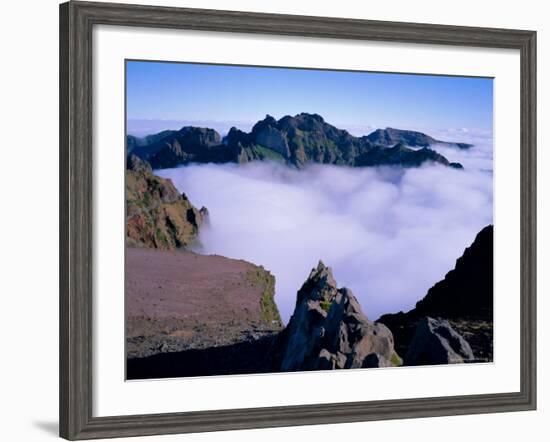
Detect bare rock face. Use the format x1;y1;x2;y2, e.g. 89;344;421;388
126;160;207;250
255;126;291;159
278;261;401;371
405;317;475;366
129;113;467;170
377;226;493;362
365;127;473;149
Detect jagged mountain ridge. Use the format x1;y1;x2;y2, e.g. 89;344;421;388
378;225;493;361
127;130;177;155
380;225;493;321
366;127;473;149
127;113;467;170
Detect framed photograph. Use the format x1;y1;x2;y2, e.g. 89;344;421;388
59;1;536;439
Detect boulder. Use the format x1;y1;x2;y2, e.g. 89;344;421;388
278;261;400;371
405;317;474;366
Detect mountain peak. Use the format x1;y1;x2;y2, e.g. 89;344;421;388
316;259;328;272
263;114;277;124
299;260;337;304
251;114;278;134
278;261;400;371
296;112;325;122
128;114;468;170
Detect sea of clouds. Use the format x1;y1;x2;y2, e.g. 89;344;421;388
157;130;493;323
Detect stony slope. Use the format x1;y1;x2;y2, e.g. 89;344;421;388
126;248;283;363
413;225;493;318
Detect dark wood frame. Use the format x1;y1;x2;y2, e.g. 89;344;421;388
59;1;537;439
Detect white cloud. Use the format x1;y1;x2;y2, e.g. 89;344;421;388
157;133;493;324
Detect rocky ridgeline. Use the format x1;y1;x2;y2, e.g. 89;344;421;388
366;127;473;149
127;113;468;170
378;225;493;363
126;155;208;249
277;261;402;371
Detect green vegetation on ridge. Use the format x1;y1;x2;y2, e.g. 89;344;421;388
127;113;467;171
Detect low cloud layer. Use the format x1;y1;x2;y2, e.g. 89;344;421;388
158;134;493;323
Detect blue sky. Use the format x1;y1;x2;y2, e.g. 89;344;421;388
126;60;493;133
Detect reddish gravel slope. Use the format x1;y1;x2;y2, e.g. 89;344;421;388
126;247;282;359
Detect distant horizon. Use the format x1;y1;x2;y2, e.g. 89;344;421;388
126;115;493;141
126;60;493;135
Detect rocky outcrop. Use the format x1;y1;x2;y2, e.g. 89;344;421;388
126;155;207;249
378;225;493;362
277;261;401;371
127;154;152;174
129;126;225;169
405;317;475;365
254;124;291;159
414;225;493;318
127;130;176;155
128;113;467;170
365;127;473;149
355;143;463;169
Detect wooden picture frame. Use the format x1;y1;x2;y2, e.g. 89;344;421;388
59;1;536;439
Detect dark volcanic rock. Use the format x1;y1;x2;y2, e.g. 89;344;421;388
129;113;465;170
127;130;176;155
416;225;493;318
129;126;226;169
379;225;493;322
355;144;462;169
366;128;438;147
277;261;401;371
378;225;493;362
225;114;463;169
127;334;281;379
365;127;473;149
146;127;224;169
405;317;475;365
